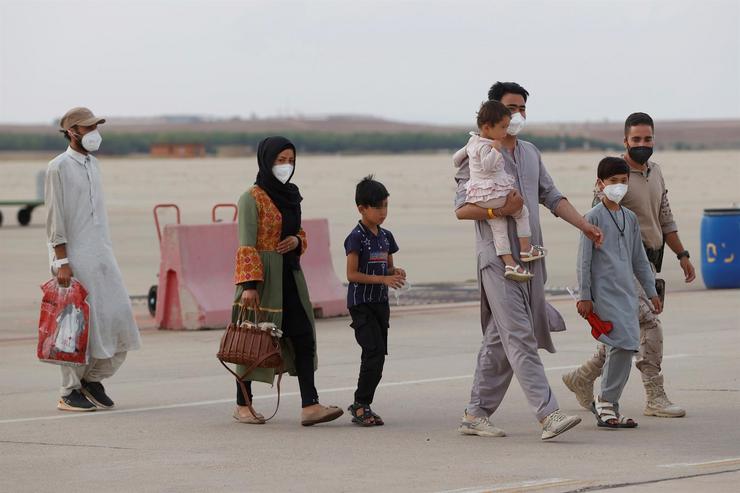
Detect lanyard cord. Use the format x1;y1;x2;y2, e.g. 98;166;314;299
607;206;626;237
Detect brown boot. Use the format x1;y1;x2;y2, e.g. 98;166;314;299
643;375;686;417
562;360;602;410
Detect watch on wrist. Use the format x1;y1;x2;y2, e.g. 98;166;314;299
53;258;69;269
677;250;690;260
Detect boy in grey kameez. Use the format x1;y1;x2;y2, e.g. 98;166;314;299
577;157;662;428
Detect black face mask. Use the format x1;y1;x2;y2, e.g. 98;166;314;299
627;145;653;165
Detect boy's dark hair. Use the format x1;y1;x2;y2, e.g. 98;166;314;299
597;157;630;180
488;81;529;102
624;112;654;136
477;100;511;128
355;174;389;207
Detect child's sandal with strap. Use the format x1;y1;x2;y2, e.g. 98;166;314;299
615;415;638;428
348;403;376;427
504;264;534;282
592;400;620;429
520;245;547;263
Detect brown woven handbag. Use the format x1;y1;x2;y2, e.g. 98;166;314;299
217;307;284;420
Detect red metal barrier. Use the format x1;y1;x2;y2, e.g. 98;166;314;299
211;203;237;223
153;204;181;243
154;218;347;330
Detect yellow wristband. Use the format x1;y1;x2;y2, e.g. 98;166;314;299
487;208;495;219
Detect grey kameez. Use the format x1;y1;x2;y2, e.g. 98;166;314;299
454;140;566;421
577;202;658;351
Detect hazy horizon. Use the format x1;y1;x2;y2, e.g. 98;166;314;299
1;0;738;126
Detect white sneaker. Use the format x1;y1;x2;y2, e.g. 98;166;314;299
458;412;506;437
541;410;581;440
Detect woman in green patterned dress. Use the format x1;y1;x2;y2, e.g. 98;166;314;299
231;136;343;426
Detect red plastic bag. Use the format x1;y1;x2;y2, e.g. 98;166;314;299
37;278;90;366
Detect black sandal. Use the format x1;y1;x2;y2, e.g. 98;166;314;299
370;410;384;426
591;400;619;429
348;403;376;427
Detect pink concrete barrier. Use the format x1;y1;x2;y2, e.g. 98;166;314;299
299;218;349;318
154;212;347;330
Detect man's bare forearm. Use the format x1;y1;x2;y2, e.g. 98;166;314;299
664;231;685;254
554;198;588;230
53;244;68;259
455;203;489;221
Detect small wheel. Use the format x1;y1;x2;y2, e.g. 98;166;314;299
18;207;31;226
0;210;4;227
147;285;158;317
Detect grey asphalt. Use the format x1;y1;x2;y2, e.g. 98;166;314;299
1;290;738;493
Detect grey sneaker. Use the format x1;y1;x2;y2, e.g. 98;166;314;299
458;412;506;437
541;410;581;440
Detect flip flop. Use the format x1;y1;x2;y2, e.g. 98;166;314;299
233;410;265;424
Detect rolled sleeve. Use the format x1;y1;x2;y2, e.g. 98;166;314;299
454;180;468;211
537;154;565;215
45;165;67;247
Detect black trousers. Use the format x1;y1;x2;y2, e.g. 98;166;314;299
350;302;390;405
237;268;319;408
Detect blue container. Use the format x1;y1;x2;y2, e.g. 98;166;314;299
701;208;740;289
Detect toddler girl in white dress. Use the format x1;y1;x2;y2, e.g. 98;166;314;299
465;100;546;281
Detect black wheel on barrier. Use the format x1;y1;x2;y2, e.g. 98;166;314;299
147;285;158;317
0;210;3;227
18;207;31;226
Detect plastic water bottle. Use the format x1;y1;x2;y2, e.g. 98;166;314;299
390;281;412;306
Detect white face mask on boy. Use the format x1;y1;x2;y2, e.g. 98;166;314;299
272;164;294;184
603;183;628;203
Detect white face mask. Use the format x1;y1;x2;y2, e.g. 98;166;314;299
272;163;294;184
71;129;102;152
506;112;526;136
603;183;628;203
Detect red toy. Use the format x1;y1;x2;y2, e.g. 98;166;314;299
586;312;613;340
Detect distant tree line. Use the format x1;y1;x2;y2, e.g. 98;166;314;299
0;131;622;155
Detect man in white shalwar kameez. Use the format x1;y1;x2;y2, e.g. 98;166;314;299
45;107;141;412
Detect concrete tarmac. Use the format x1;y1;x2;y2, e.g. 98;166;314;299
1;290;739;492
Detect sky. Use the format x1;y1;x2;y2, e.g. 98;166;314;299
0;0;738;125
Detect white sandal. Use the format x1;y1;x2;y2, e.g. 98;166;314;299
504;264;534;282
520;245;547;263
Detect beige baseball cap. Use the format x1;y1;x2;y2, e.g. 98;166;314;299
59;107;106;130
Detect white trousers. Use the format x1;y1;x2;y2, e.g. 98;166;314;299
60;352;127;396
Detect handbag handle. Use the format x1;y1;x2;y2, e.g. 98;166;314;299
236;304;265;326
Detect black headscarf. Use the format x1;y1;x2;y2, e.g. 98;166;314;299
254;136;303;270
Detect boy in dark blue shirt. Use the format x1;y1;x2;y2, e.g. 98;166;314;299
344;175;405;426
